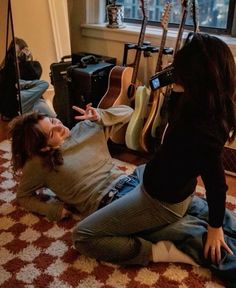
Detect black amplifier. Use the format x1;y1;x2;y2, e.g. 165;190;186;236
50;53;116;128
67;53;116;126
71;52;116;66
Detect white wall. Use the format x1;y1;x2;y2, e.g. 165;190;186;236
11;0;71;83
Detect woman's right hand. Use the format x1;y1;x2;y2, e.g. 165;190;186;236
204;225;233;264
72;103;99;122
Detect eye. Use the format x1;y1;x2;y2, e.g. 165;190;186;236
49;118;55;124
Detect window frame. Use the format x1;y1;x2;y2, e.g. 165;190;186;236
120;0;236;36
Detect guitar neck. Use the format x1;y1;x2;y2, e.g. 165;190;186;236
155;29;167;73
174;7;188;56
131;16;148;84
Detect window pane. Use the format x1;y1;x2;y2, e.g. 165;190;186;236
118;0;231;30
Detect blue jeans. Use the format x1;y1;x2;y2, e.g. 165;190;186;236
20;79;56;117
73;164;192;265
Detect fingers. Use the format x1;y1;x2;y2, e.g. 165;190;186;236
72;105;85;114
72;104;93;115
213;247;221;264
204;242;234;264
222;242;234;255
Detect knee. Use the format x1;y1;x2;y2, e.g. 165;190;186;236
37;80;49;90
72;222;93;253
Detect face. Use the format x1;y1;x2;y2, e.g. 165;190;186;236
38;117;70;148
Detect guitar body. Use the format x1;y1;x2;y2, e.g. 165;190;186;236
140;89;161;152
125;85;150;151
151;90;165;138
98;66;133;109
139;3;172;153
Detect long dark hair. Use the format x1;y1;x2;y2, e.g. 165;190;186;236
9;112;63;173
173;32;236;142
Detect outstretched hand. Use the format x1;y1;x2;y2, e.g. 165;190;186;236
72;103;99;121
204;225;234;264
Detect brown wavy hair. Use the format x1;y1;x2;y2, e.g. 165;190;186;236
9;112;63;173
173;32;236;142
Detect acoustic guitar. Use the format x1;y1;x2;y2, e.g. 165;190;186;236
151;0;189;142
98;0;148;110
98;0;148;144
139;3;172;152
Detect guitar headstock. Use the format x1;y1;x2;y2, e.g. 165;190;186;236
160;2;172;31
190;0;200;32
140;0;148;19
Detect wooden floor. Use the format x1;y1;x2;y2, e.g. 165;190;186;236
1;116;235;195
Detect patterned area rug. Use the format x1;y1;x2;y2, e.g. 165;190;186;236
0;140;234;288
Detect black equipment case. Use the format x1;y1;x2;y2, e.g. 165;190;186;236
50;53;116;128
50;55;73;128
67;53;116;126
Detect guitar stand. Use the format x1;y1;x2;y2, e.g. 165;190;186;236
122;42;174;67
122;41;154;66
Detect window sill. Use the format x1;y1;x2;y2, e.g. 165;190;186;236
81;23;236;56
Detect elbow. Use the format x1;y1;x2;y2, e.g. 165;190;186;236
16;194;26;208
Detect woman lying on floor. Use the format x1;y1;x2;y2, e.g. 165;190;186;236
9;104;196;267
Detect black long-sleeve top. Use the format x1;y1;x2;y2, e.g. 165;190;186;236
143;92;228;228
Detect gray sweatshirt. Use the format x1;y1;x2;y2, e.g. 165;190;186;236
16;105;133;221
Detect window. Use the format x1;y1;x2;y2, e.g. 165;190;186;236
116;0;236;34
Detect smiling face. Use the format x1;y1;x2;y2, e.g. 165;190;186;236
38;117;70;148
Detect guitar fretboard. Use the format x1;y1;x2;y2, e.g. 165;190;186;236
131;15;148;84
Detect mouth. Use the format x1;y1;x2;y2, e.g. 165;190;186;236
62;126;70;138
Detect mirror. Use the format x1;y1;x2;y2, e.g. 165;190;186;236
9;0;71;119
0;0;21;120
15;37;56;118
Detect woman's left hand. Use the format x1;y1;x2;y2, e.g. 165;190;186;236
72;103;99;121
204;225;234;264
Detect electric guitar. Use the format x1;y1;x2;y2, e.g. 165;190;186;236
151;0;189;142
125;2;171;151
139;3;172;152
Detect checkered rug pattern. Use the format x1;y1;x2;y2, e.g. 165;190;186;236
0;140;233;288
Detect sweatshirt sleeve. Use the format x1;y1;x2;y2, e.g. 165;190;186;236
96;105;133;140
200;149;227;228
16;159;64;221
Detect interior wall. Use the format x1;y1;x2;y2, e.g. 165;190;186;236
11;0;57;83
68;0;122;59
67;0;86;54
0;0;9;66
